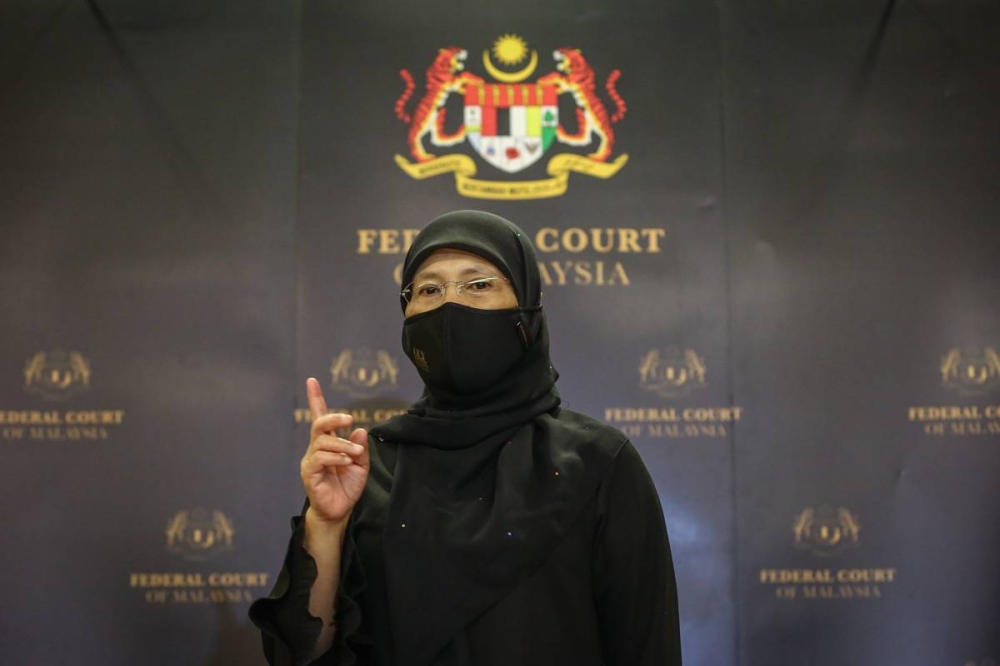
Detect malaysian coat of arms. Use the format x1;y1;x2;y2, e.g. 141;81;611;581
394;34;628;200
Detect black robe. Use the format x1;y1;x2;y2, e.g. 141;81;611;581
249;409;682;666
251;212;681;665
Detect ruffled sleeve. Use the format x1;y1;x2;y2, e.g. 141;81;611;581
248;511;369;666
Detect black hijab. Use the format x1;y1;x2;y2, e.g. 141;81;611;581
396;209;555;424
365;210;621;665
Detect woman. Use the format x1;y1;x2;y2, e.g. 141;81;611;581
250;210;682;665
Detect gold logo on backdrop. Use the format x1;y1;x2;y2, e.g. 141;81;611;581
330;349;399;397
639;348;707;397
24;350;91;400
393;34;629;200
941;347;1000;395
412;348;429;373
760;506;895;600
166;509;234;561
793;506;860;557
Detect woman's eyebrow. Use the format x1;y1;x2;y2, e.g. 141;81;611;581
414;264;493;282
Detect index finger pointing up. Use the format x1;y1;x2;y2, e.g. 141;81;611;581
306;377;328;422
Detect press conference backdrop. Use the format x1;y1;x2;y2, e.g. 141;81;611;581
1;1;998;664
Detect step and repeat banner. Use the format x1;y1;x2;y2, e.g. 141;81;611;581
1;1;998;665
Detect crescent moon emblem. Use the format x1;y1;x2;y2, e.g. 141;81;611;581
482;49;538;83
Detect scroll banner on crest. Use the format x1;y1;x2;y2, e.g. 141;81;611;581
394;153;629;200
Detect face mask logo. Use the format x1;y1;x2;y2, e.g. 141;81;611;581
402;303;528;394
412;348;429;372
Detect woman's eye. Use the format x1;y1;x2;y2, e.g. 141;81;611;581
416;284;440;298
467;279;494;292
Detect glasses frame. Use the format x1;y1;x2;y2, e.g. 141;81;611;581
400;276;510;304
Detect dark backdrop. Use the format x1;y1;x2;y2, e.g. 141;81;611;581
1;1;997;664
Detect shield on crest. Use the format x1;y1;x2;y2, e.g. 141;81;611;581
463;83;558;173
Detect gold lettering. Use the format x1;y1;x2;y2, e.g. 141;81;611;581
536;228;559;252
132;572;268;590
908;405;982;421
532;227;665;253
378;229;401;254
548;261;568;285
775;585;796;599
618;228;640;252
591;229;614;253
640;228;666;252
172;589;205;603
610;262;630;285
647;423;681;437
834;568;897;583
357;229;421;255
562;228;587;253
682;407;743;423
951;421;982;435
537;262;555;286
129;573;206;587
208;572;269;587
604;408;680;422
356;229;377;254
64;410;125;425
0;411;62;425
923;422;946;435
758;569;834;584
402;229;420;251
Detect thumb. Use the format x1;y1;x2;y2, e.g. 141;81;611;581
350;428;370;468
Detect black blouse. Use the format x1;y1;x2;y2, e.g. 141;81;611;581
250;433;681;666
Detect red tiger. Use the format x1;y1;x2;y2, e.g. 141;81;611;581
538;48;626;162
395;48;484;163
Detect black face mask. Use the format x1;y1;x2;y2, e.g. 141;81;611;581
402;302;531;395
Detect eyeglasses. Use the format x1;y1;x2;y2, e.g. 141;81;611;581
401;276;509;305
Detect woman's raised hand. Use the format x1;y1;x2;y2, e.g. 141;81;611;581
300;377;370;525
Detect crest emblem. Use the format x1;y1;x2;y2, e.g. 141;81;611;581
24;350;91;400
330;349;399;398
394;34;628;199
793;506;860;557
639;348;707;397
166;509;234;561
941;347;1000;395
412;348;429;373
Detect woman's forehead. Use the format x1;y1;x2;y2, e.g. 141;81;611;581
412;248;501;279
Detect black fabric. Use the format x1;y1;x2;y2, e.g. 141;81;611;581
395;209;557;416
401;303;530;395
373;210;620;664
369;409;620;665
249;211;681;665
251;431;683;666
399;210;541;314
247;513;321;666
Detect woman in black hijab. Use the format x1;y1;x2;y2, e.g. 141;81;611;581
250;210;681;666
